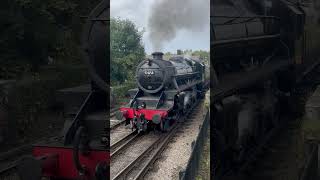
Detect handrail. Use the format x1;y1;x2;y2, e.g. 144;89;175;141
213;34;281;46
212;14;281;45
212;15;280;27
155;91;164;109
64;91;94;145
212;15;280;19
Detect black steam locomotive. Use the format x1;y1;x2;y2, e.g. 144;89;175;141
118;52;207;132
212;0;320;176
18;1;109;180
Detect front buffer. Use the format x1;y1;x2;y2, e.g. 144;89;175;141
18;144;109;180
119;107;169;132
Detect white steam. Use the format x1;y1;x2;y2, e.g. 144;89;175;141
148;0;209;51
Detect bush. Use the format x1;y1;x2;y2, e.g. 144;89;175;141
112;81;136;98
6;65;88;135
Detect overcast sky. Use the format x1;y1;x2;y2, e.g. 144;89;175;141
110;0;210;54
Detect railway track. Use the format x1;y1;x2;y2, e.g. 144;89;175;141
0;160;20;180
111;131;138;156
112;127;178;180
0;109;117;179
0;137;65;179
109;109;136;153
110;119;126;130
0;109;119;179
110;107;118;117
0;136;59;179
110;108;128;130
110;99;203;180
110;131;160;180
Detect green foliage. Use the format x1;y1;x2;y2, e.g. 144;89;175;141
7;64;88;133
0;0;100;78
0;0;101;137
192;50;210;64
162;50;210;65
111;18;145;85
112;81;135;98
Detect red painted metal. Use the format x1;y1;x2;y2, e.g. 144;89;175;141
119;107;168;120
38;154;59;176
33;146;109;180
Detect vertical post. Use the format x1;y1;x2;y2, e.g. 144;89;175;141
264;0;272;16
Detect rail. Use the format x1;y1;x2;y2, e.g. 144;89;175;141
110;98;204;180
112;126;178;180
0;161;19;179
180;108;210;180
110;131;139;157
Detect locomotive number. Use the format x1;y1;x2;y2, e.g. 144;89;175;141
144;70;155;75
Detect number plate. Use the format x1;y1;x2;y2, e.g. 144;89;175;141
144;70;155;75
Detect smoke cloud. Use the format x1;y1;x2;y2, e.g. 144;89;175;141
148;0;209;51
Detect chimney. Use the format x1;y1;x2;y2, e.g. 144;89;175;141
152;52;164;60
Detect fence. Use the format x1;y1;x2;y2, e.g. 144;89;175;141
180;109;210;180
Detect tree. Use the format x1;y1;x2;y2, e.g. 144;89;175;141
0;0;101;78
110;18;145;85
192;50;210;64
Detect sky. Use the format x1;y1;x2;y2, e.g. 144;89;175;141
110;0;210;54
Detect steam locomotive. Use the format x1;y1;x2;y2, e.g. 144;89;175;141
117;52;207;132
212;0;320;176
17;1;109;180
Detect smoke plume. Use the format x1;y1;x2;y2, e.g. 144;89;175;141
148;0;209;51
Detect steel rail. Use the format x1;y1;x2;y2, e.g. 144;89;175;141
0;161;18;175
118;100;202;180
110;119;126;130
0;135;59;178
110;92;205;180
112;128;175;180
110;131;138;156
0;136;58;162
133;126;179;180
